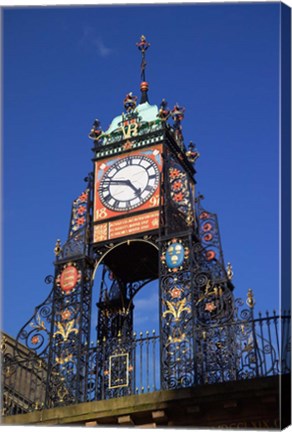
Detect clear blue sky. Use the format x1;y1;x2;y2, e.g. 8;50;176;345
2;3;281;338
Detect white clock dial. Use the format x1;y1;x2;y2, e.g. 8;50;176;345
99;155;160;211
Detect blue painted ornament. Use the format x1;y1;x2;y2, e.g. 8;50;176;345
165;242;185;269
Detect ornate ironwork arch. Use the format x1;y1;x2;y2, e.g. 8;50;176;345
92;238;159;281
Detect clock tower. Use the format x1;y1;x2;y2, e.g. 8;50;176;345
11;36;235;408
87;36;234;398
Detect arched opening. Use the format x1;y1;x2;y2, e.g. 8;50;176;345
91;239;160;397
92;239;159;283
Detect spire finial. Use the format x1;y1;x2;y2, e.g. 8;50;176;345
136;35;150;103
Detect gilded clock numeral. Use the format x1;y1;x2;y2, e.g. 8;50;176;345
149;196;159;207
96;208;108;220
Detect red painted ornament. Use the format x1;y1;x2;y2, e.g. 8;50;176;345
199;212;210;220
206;250;216;261
205;302;216;312
172;180;183;191
61;309;72;320
140;81;149;91
169;168;181;179
60;266;79;293
79;192;88;203
77;205;86;215
173;192;184;203
202;223;212;232
31;335;39;345
170;288;181;299
76;216;85;226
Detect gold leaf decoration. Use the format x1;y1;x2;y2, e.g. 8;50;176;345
162;298;191;322
53;319;78;342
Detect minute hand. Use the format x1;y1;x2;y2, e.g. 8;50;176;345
105;179;141;195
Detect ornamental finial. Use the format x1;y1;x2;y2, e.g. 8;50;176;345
136;35;150;103
226;262;234;280
186;141;200;164
246;288;255;308
54;239;62;257
88;119;102;143
123;92;138;112
171;104;186;150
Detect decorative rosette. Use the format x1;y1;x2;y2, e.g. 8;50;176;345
69;190;89;236
169;166;193;222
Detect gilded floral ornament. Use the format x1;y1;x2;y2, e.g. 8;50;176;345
162;298;191;322
55;353;73;365
166;329;187;346
196;280;223;305
30;313;47;332
53;319;79;342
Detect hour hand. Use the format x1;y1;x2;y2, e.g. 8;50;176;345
126;180;141;196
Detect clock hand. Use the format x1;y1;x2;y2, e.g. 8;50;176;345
103;178;141;195
103;179;129;185
125;180;141;196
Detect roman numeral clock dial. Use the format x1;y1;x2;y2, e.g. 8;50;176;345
99;155;160;212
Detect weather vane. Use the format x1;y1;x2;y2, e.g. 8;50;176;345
136;35;150;83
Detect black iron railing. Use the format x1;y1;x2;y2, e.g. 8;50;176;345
1;312;290;416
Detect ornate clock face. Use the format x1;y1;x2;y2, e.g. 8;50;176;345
99;155;160;212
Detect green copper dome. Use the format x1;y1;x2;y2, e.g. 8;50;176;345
105;101;159;135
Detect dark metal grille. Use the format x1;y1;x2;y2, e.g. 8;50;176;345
1;310;290;416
